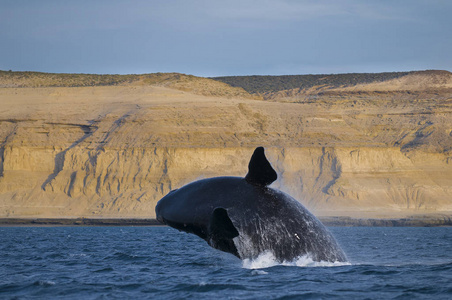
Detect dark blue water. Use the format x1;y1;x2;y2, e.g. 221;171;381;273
1;226;451;299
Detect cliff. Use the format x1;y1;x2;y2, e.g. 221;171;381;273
0;71;451;219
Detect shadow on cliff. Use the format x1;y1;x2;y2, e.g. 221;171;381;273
41;123;97;191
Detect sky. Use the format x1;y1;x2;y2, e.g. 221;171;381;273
1;0;451;77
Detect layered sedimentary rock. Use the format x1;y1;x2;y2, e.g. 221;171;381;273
0;72;451;218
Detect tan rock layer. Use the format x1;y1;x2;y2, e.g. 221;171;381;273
0;84;451;218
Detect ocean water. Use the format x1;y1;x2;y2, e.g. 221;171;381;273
1;226;451;299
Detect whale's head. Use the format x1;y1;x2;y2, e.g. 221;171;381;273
155;147;277;240
155;176;248;240
155;188;178;224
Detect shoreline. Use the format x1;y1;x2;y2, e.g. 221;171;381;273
320;215;452;227
0;218;162;227
1;216;451;227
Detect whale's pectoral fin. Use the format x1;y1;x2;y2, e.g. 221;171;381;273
245;147;277;186
209;208;239;239
208;208;240;257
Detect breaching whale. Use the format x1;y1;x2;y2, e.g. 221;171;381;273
155;147;347;263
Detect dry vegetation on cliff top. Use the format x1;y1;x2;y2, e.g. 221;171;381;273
213;70;452;100
0;70;255;99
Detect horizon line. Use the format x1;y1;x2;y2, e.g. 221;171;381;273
1;69;451;78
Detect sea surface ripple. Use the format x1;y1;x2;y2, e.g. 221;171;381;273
1;226;452;299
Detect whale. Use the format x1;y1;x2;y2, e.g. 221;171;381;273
155;147;347;263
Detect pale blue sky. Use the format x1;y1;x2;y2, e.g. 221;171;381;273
1;0;451;76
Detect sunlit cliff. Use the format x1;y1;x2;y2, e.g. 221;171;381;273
1;70;451;218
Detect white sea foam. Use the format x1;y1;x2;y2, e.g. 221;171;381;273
35;280;56;286
69;253;89;258
251;269;268;275
242;251;351;269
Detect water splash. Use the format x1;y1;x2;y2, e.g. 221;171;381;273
232;212;348;264
242;251;351;269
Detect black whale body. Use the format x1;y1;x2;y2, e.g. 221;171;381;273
155;147;347;263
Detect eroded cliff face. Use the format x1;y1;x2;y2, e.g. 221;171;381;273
0;84;451;218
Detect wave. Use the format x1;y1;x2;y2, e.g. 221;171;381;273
34;280;56;287
242;251;351;269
